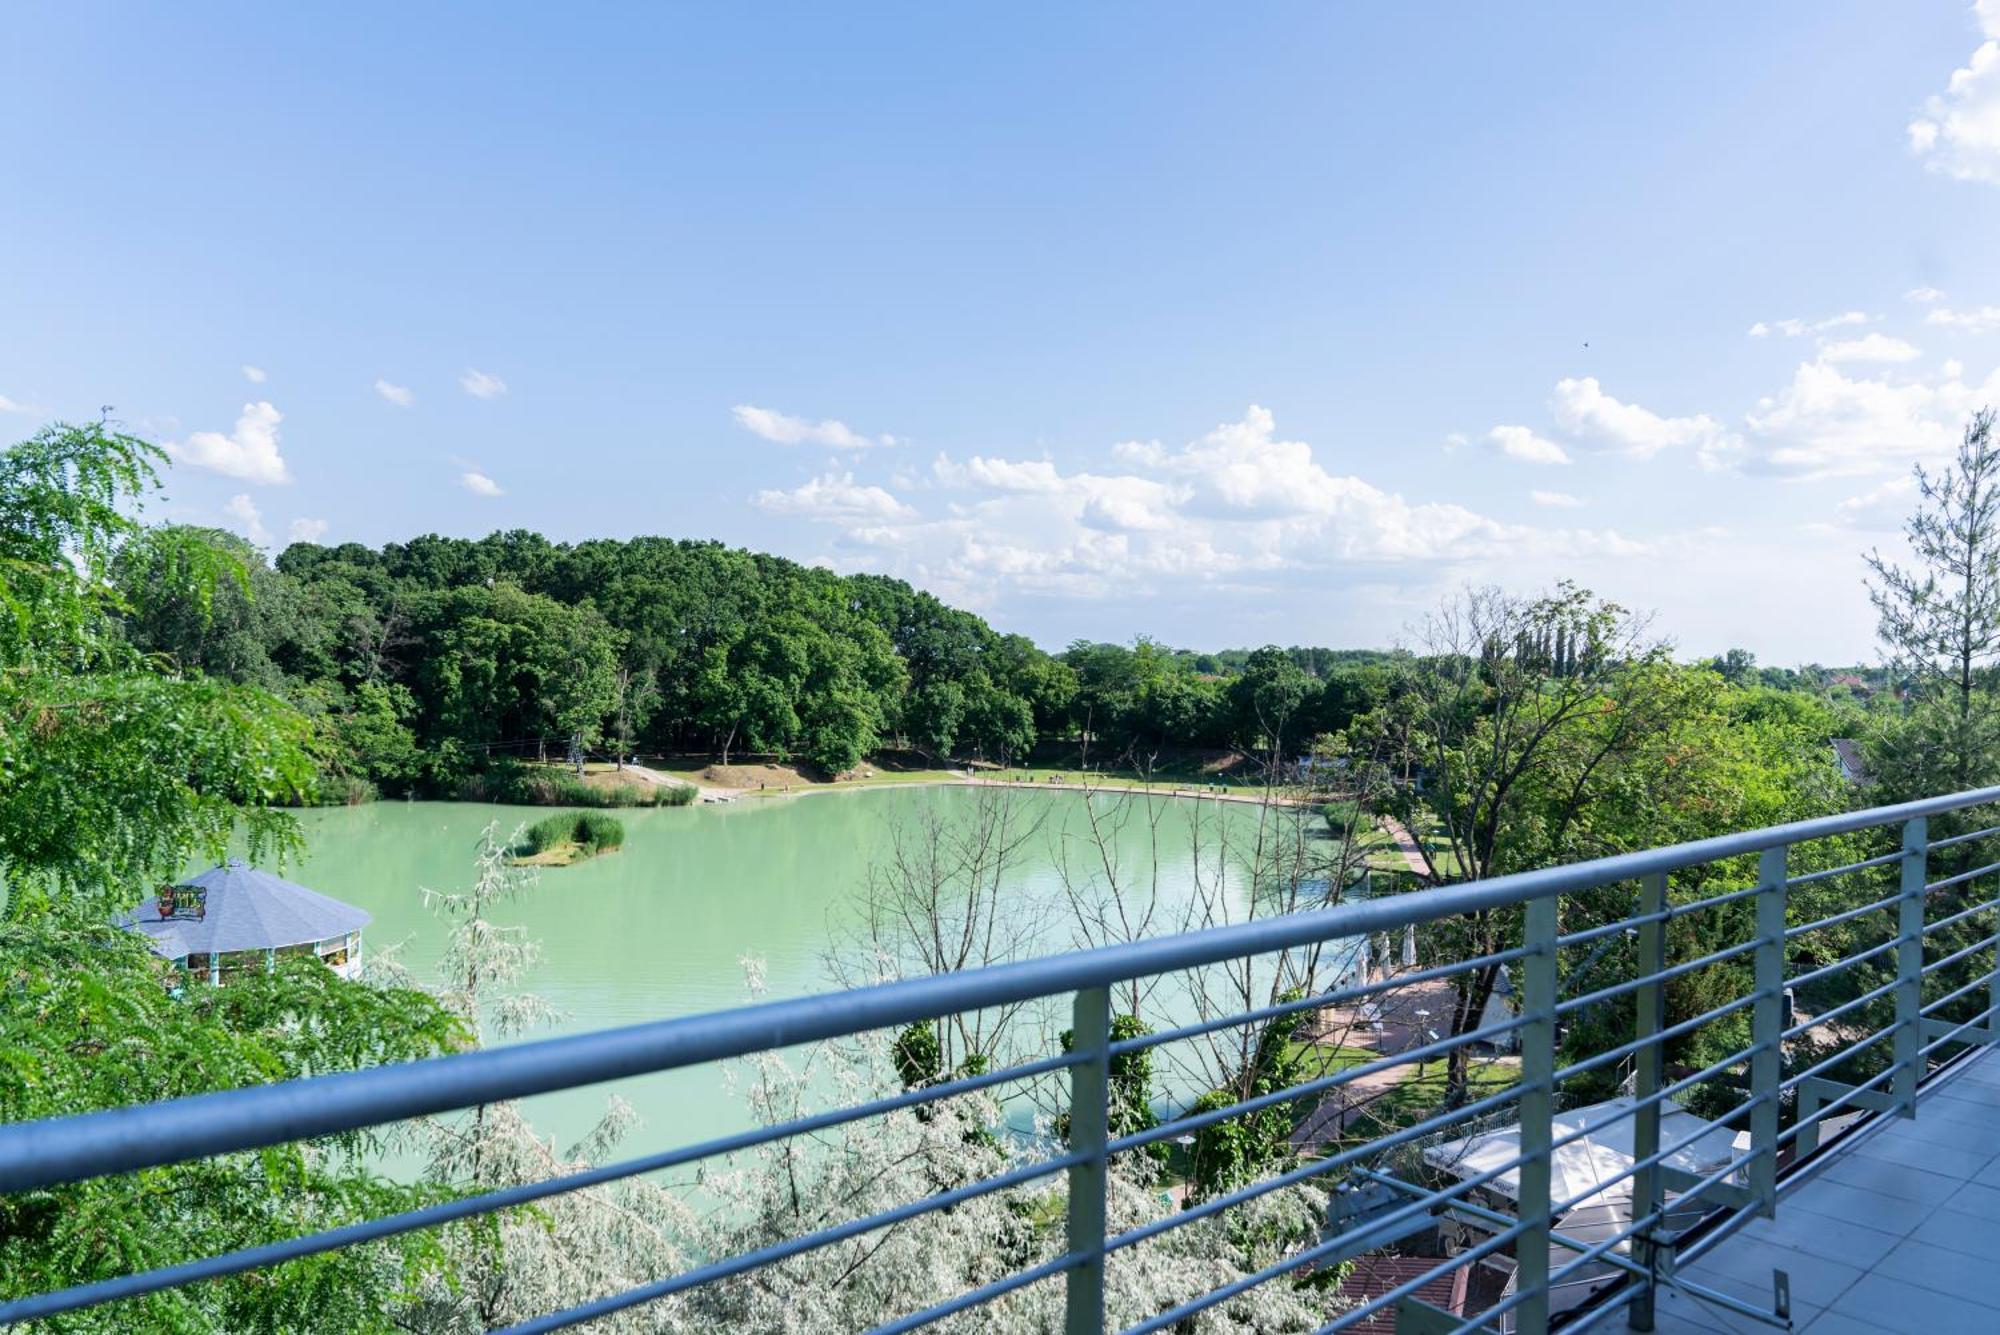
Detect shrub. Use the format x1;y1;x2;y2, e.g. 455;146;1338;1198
520;811;626;857
461;762;696;808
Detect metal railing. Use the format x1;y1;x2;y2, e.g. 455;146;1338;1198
6;785;2000;1333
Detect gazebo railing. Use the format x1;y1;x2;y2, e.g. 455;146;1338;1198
4;785;2000;1332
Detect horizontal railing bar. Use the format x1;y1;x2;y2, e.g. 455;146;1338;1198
0;1048;1085;1325
1506;1278;1643;1335
1789;938;1896;990
1784;976;1901;1039
1108;946;1535;1057
1107;1012;1530;1155
1921;970;1999;1016
862;1250;1082;1335
1930;824;2000;851
1923;896;2000;937
1776;1060;1906;1146
1556;910;1662;951
1787;849;1906;887
1551;992;1760;1083
1780;1026;1894;1093
1106;1080;1529;1255
12;783;2000;1194
1785;892;1901;940
1554;937;1764;1017
1919;1001;2000;1058
1663;883;1765;918
1922;929;2000;975
1347;1166;1650;1278
1926;858;2000;894
497;1150;1088;1335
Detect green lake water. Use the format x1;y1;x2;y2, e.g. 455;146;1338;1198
291;785;1308;1155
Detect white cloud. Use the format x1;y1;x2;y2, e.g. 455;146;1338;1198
765;406;1655;610
460;470;504;497
0;393;37;414
1909;3;2000;183
753;471;914;521
241;365;267;384
1928;304;2000;332
460;369;508;399
170;401;291;484
732;404;890;449
1530;489;1585;509
288;517;329;544
1748;312;1869;338
223;494;270;546
1486;424;1572;465
375;379;415;407
1820;333;1923;364
1736;360;1995;479
1906;286;1950;304
1832;475;1919;531
1550;376;1733;461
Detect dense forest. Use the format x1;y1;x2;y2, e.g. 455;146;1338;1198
112;523;1888;802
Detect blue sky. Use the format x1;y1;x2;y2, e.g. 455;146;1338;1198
8;4;2000;663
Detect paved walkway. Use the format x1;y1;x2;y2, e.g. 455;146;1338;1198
1292;975;1463;1147
1650;1047;2000;1334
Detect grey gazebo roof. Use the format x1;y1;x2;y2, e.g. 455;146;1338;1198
117;858;371;959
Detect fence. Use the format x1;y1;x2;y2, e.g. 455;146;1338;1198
5;784;2000;1332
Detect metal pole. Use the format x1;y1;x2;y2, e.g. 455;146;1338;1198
1894;818;1928;1115
1065;986;1111;1335
1516;895;1560;1335
1749;846;1786;1217
1628;872;1668;1333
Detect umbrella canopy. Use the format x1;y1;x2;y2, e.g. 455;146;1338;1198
1420;1094;1740;1207
117;858;371;960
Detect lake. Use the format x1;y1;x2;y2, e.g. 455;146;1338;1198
291;784;1334;1157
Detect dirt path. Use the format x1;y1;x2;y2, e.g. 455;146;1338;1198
957;776;1310;807
1376;815;1432;878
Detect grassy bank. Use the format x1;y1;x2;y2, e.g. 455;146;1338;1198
514;811;627;867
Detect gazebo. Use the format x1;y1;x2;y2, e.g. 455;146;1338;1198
118;858;370;985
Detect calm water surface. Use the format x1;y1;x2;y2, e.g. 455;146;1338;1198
293;786;1292;1152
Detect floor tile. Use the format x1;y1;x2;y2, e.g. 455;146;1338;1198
1941;1179;2000;1222
1820;1152;1968;1206
1801;1314;1898;1335
1823;1273;2000;1334
1909;1204;2000;1261
1873;1237;2000;1310
1742;1210;1902;1268
1854;1127;1995;1177
1783;1180;1934;1234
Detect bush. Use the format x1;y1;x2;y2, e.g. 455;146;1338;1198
460;763;696;808
521;811;626;857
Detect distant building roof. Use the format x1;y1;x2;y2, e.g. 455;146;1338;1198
117;858;370;959
1831;738;1872;787
1333;1255;1506;1335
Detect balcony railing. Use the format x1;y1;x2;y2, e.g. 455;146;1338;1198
4;784;2000;1333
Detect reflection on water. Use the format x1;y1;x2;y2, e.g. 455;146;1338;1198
291;786;1339;1155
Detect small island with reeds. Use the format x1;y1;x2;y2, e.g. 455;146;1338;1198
512;811;626;867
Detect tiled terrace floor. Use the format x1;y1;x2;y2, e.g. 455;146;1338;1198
1648;1048;2000;1335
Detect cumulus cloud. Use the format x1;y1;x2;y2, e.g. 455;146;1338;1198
1928;304;2000;333
1907;286;1950;304
1486;425;1572;465
1820;333;1922;364
170;402;291;484
460;369;508;399
1748;312;1868;338
765;406;1654;609
1736;360;1994;479
1832;475;1920;531
0;393;37;414
288;517;329;543
753;471;914;521
1530;490;1585;509
1909;2;2000;183
223;494;270;546
241;365;267;384
375;379;415;407
1550;376;1733;461
460;470;504;497
733;404;891;449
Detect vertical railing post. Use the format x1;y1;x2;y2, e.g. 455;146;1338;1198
1893;817;1928;1116
1065;985;1111;1335
1749;846;1786;1218
1515;894;1560;1335
1628;872;1668;1333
